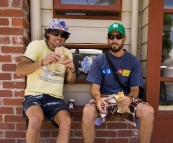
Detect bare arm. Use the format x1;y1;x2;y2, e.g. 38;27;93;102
16;53;61;77
119;86;139;107
90;84;108;113
16;57;42;77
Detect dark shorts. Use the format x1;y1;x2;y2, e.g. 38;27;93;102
23;94;69;127
86;95;148;128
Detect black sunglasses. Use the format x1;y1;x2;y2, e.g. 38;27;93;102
50;31;69;39
108;34;124;40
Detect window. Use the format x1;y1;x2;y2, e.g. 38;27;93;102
53;0;122;20
159;0;173;110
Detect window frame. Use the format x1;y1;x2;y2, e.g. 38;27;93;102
53;0;122;20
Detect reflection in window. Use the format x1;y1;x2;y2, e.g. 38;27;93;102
71;49;103;81
160;14;173;110
164;0;173;9
61;0;115;5
159;82;173;110
161;14;173;69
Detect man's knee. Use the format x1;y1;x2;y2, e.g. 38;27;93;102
137;104;154;120
29;115;43;130
83;105;98;119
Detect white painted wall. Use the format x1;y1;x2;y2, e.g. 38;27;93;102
39;0;147;105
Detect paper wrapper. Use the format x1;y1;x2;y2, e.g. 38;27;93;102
114;91;130;113
55;47;67;63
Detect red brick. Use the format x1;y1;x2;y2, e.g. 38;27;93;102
14;55;23;63
41;122;56;130
3;82;25;89
0;139;16;143
0;27;23;35
5;131;26;138
0;18;9;26
14;73;25;80
0;123;15;130
11;0;23;8
129;138;139;143
73;129;82;137
108;138;128;143
107;122;127;129
0;0;8;7
17;139;28;143
118;130;133;137
0;55;11;62
0;90;13;97
2;64;17;71
12;18;23;26
1;46;24;53
40;139;56;143
40;130;52;137
16;107;23;114
3;98;23;106
71;122;81;129
4;115;25;122
23;1;29;13
14;90;25;97
0;107;13;114
69;138;84;143
0;37;10;44
0;73;11;80
0;9;23;17
0;115;2;122
16;123;26;130
96;130;117;137
12;36;23;45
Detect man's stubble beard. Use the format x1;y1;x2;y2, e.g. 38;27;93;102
109;42;124;53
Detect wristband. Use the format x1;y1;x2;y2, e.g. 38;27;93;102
70;69;75;73
129;96;135;103
41;59;44;66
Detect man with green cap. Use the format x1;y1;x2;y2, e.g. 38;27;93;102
81;22;154;143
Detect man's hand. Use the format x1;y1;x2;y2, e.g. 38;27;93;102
95;97;108;114
62;54;75;72
118;96;132;108
42;53;61;66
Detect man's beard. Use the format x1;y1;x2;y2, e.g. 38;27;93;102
109;42;124;53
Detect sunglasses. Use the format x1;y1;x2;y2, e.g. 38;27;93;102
108;34;124;40
50;31;68;39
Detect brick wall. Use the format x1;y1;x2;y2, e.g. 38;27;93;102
0;0;139;143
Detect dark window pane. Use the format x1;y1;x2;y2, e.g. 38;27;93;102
61;0;115;5
164;0;173;9
161;14;173;75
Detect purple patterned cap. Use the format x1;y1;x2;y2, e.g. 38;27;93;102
47;19;70;34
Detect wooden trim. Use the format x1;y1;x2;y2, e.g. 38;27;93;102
53;0;122;20
64;44;109;50
53;0;121;11
147;0;164;113
164;9;173;13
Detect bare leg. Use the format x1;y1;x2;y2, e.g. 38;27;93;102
26;106;44;143
54;110;71;143
82;105;99;143
136;104;154;143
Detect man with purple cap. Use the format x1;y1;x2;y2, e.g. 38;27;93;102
81;22;154;143
16;19;76;143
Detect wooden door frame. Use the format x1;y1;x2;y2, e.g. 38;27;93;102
147;0;164;113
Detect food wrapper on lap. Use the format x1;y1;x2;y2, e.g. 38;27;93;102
55;47;67;64
114;91;130;113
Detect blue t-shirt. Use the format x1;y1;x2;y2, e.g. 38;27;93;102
87;50;144;95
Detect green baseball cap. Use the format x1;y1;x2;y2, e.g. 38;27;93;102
108;23;125;35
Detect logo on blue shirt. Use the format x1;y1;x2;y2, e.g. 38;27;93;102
102;68;112;74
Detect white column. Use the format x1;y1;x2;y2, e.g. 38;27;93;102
131;0;139;56
30;0;41;41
